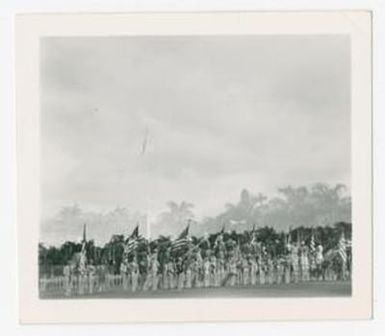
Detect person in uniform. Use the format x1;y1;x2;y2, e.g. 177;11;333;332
167;259;175;289
290;243;300;283
340;252;348;281
150;250;160;291
315;243;324;281
267;254;275;285
78;254;88;295
95;264;105;293
259;246;267;285
161;253;169;290
87;260;96;294
176;256;185;291
195;249;203;288
216;250;226;286
161;248;170;289
130;257;139;292
209;255;217;287
63;263;71;297
299;241;310;282
242;255;250;286
284;243;292;284
276;256;285;284
142;252;152;291
309;248;316;281
203;256;211;288
250;255;258;286
228;255;238;287
185;258;193;289
162;260;169;290
120;257;129;291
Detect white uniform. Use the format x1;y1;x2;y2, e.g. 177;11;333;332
300;244;310;282
150;256;159;291
291;245;300;283
63;265;71;296
229;258;237;287
315;245;324;281
210;257;217;287
185;264;192;288
131;262;139;292
203;259;210;288
87;265;96;294
250;259;258;285
242;259;250;286
120;262;129;291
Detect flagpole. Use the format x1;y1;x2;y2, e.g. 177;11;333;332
146;199;151;240
141;124;152;241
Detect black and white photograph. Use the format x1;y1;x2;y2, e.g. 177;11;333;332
39;34;353;299
15;12;372;323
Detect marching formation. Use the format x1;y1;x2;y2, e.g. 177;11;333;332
39;223;351;297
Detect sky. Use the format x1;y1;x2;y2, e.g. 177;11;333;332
41;35;350;225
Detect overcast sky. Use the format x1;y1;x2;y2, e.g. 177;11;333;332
41;35;350;220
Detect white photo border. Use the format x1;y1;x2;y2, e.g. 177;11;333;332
16;11;372;323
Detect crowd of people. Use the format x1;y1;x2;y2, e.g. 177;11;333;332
39;225;351;297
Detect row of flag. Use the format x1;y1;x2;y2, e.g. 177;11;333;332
80;222;351;263
286;227;349;257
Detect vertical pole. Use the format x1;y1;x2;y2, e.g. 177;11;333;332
146;199;152;240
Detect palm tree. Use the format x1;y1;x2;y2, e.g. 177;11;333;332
157;201;195;237
217;189;266;232
310;183;349;225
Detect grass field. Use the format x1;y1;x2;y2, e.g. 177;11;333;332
40;280;351;299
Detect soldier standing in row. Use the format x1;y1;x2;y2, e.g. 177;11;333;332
315;244;324;280
267;255;275;285
63;264;71;296
143;252;153;291
120;257;129;291
216;250;226;286
228;255;238;287
193;250;203;288
78;253;88;295
150;251;159;291
284;243;292;284
242;255;250;286
210;255;217;287
176;256;185;290
87;260;96;294
94;264;103;293
250;256;258;285
299;241;310;282
259;246;267;285
185;259;193;289
167;259;175;289
203;256;211;287
131;257;139;292
290;243;300;283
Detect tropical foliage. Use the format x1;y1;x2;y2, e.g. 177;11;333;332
39;182;351;274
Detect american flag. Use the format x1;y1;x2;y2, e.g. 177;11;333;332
124;239;139;255
338;231;347;263
310;230;316;255
81;223;87;254
249;223;257;245
214;224;225;247
171;223;190;253
124;225;140;256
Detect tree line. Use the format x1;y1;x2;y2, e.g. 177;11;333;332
41;183;351;246
39;221;351;277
